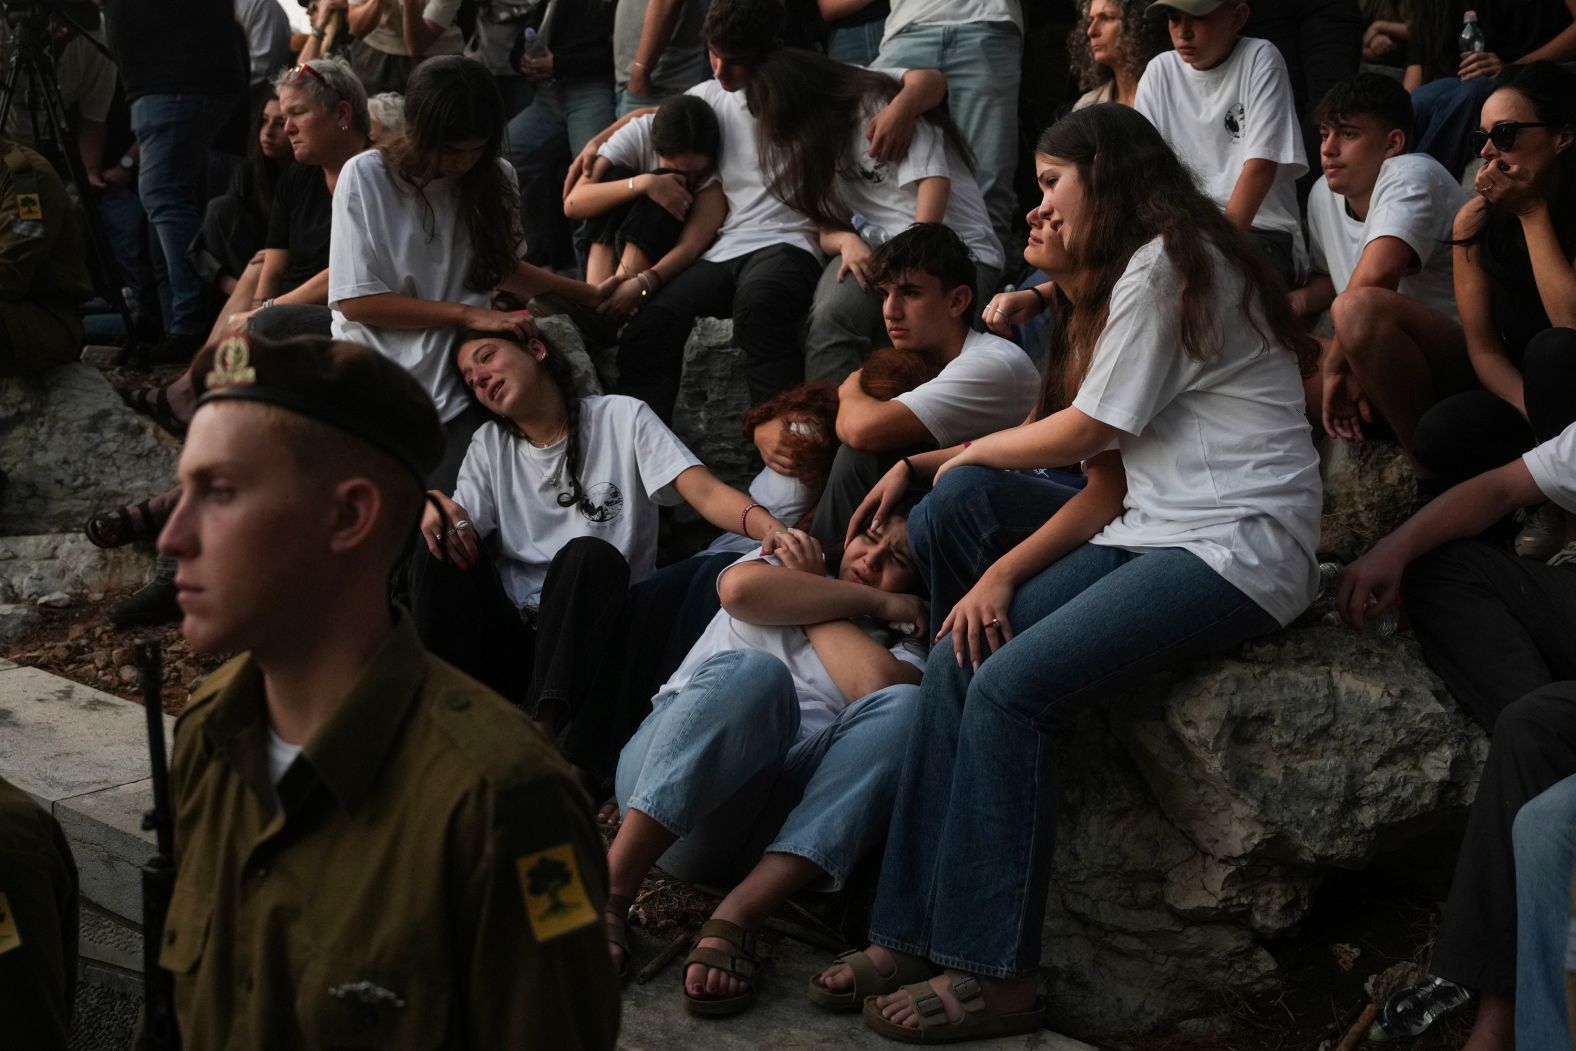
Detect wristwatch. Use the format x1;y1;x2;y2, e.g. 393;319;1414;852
118;155;135;172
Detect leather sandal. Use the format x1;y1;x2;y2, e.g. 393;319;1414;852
84;498;166;549
119;383;188;438
605;892;632;980
861;972;1044;1044
806;948;930;1011
681;918;759;1017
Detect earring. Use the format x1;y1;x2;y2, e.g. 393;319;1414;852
338;123;349;132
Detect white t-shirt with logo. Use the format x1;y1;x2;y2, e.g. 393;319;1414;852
894;330;1039;447
452;395;702;609
682;79;821;263
1072;237;1322;627
1306;153;1466;322
1135;38;1308;273
658;551;928;740
835;72;1003;270
330;150;515;423
881;0;1023;50
1524;421;1576;516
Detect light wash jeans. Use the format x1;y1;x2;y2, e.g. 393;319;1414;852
827;21;885;67
616;648;921;891
1514;771;1576;1049
130;93;236;336
803;258;1004;383
505;76;618;168
874;22;1021;247
867;472;1281;977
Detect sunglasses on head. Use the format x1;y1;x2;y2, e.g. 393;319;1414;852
1469;120;1554;154
282;63;337;98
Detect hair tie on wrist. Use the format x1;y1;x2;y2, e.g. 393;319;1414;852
901;456;915;476
1027;285;1049;310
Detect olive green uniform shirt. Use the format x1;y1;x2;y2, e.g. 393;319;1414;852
0;138;91;376
157;616;620;1049
0;774;79;1051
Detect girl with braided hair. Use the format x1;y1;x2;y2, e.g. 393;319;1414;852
412;318;790;795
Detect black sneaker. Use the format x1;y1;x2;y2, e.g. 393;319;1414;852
110;558;180;628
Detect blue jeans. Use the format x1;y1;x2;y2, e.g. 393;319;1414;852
867;536;1278;977
1514;771;1576;1048
505;76;617;168
908;466;1086;620
1411;75;1496;176
616;649;921;891
130;92;236;336
827;21;885;67
875;22;1021;246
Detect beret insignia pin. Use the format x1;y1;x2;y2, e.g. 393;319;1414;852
206;336;257;390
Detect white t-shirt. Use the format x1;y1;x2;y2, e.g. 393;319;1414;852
1072;237;1322;626
658;551;928;740
836;73;1002;269
452;395;702;609
683;79;821;263
1524;421;1576;516
894;330;1039;447
329;150;515;422
1135;38;1308;274
351;0;466;56
881;0;1023;50
596;117;720;192
265;727;302;786
1306;153;1465;322
704;466;818;555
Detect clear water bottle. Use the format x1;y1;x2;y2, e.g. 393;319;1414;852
851;213;890;249
521;26;549;62
1367;975;1474;1041
1458;11;1486;56
1317;560;1399;637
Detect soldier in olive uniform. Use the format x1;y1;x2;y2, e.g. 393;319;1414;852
0;774;79;1051
0;136;92;375
147;333;620;1048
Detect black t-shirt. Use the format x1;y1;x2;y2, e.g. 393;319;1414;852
104;0;247;102
1410;0;1574;81
265;164;333;296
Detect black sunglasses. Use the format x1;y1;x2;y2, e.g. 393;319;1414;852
1468;120;1555;155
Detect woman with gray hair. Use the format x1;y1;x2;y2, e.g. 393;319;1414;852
116;56;372;438
367;91;406;145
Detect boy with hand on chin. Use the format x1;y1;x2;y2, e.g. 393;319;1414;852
1290;72;1470;453
1135;0;1308;285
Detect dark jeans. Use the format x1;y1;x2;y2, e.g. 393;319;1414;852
1414;328;1576;486
1412;75;1498;176
615;242;823;422
410;536;720;783
1406;539;1576;732
1432;682;1576;997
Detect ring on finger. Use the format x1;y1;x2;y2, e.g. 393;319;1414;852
455;520;472;531
986;618;1000;629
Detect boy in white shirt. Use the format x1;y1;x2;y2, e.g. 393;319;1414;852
1135;0;1308;284
808;223;1040;558
1289;72;1472;456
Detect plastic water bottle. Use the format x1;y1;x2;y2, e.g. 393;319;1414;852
1458;11;1485;56
521;26;549;62
1367;975;1474;1041
851;214;890;249
1317;561;1399;638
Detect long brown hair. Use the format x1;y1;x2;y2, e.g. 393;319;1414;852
744;48;976;233
383;56;521;293
1031;104;1316;419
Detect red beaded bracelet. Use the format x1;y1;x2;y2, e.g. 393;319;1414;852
741;501;764;534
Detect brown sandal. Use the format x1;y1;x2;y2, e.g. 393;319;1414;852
806;948;930;1010
605;892;632;980
861;972;1044;1044
681;918;759;1017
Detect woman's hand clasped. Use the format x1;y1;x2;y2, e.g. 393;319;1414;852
421;492;480;568
1475;159;1544;217
981;288;1045;338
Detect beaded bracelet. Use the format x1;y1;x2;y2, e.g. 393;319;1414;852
741;501;764;534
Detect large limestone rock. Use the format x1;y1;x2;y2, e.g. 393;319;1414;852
671;318;755;491
1319;438;1422;562
536;313;605;397
1039;617;1486;1032
0;365;179;535
0;533;154;603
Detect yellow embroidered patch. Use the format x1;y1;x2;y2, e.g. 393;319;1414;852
15;193;41;221
516;844;597;942
0;891;21;955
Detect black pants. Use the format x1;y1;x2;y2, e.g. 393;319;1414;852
1432;682;1576;996
582;164;685;264
1414;328;1576;487
808;444;916;570
410;535;720;783
615;242;823;422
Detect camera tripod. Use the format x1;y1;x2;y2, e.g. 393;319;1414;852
0;3;139;358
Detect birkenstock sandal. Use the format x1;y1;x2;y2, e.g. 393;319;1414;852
681;918;760;1017
861;972;1044;1044
807;948;931;1010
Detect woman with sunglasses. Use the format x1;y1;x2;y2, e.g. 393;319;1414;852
330;55;607;487
1410;62;1576;498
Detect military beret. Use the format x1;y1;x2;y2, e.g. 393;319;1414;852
192;333;445;484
